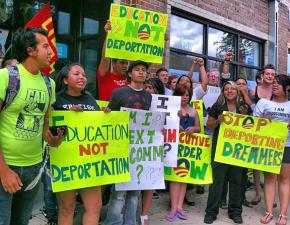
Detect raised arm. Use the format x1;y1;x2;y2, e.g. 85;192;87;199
196;58;208;92
98;20;112;77
187;58;197;81
221;51;233;80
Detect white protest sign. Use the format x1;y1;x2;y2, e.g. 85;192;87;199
202;86;220;109
150;94;181;167
192;84;220;125
115;108;166;191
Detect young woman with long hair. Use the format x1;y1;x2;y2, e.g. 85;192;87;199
166;86;200;222
53;63;102;225
254;75;290;225
204;81;252;224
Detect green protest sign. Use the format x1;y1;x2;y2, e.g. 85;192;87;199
106;3;168;63
215;112;288;174
49;111;130;192
165;133;213;184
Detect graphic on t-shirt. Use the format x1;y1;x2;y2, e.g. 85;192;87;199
113;79;127;86
14;89;46;140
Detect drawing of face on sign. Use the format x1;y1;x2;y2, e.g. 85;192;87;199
14;89;47;140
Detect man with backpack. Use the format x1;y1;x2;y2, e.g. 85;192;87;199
0;27;62;225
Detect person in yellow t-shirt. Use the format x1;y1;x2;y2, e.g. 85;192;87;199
0;27;62;225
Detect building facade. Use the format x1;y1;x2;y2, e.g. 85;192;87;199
0;0;290;96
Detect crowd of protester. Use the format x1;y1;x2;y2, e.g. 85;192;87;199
0;20;289;225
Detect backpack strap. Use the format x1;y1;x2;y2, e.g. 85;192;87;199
1;66;52;111
42;74;52;99
1;66;20;111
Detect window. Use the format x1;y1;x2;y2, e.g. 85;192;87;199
169;12;264;83
82;0;100;35
208;27;235;59
170;15;203;54
57;11;70;35
239;37;260;67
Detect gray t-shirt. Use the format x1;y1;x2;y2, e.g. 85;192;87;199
108;86;152;111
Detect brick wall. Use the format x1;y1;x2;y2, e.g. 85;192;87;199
278;2;290;74
117;1;290;75
118;0;272;75
173;0;269;34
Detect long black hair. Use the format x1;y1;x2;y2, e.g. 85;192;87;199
274;74;290;97
12;27;48;63
144;78;165;94
176;75;193;90
54;62;84;94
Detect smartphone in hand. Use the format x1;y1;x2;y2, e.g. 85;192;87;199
49;126;68;137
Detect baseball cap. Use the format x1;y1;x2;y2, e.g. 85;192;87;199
127;60;149;73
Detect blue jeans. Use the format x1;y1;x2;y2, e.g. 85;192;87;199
0;163;42;225
42;171;57;222
103;185;140;225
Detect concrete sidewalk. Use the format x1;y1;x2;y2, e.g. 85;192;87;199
29;186;290;225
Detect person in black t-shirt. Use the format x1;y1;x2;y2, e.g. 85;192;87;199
53;63;101;225
104;61;151;225
204;81;252;225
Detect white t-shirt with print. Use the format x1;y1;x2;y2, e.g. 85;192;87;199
254;99;290;147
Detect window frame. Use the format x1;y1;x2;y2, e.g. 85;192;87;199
170;8;264;81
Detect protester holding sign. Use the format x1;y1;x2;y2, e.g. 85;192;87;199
253;75;290;225
166;86;200;222
204;81;251;224
104;60;151;225
52;63;102;225
140;77;165;225
97;20;129;101
230;77;254;208
249;64;276;206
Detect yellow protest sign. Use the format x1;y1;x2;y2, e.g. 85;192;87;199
190;100;204;133
106;3;168;64
96;100;109;110
49;111;130;192
215;111;288;174
165;133;213;184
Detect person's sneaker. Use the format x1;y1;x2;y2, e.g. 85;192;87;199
204;215;216;224
229;215;243;224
